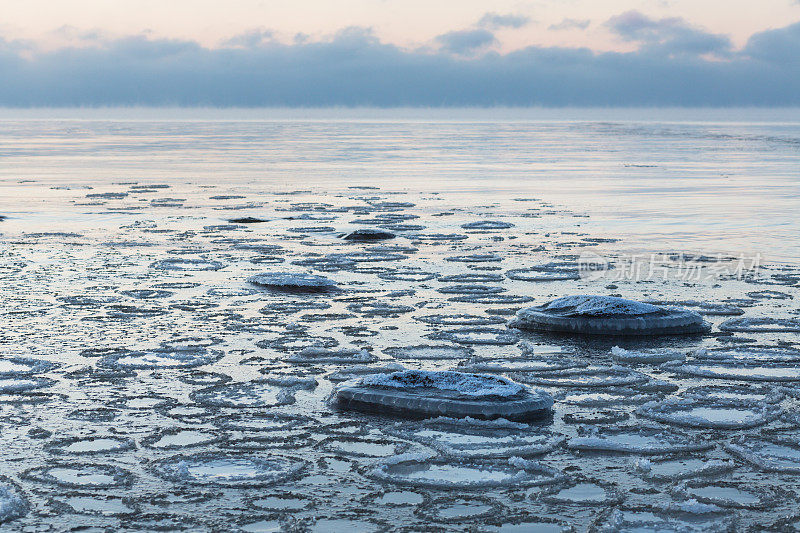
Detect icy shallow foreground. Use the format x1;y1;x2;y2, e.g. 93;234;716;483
1;117;800;531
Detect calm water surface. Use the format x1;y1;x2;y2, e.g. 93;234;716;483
1;107;798;263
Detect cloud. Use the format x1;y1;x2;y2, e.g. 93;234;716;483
606;10;732;56
223;28;275;48
0;19;799;107
435;29;496;55
549;19;591;31
477;13;531;30
744;21;800;64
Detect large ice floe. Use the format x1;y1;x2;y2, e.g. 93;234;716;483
335;370;553;421
508;295;710;335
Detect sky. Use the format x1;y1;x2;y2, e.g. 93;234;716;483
1;0;799;107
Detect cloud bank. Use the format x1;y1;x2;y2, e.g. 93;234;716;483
0;13;799;107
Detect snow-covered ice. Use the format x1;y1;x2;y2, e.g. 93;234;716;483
509;295;711;335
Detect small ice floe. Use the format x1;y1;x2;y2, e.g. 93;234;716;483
493;519;567;532
377;268;437;282
119;289;173;299
229;217;268;224
427;327;519;345
458;355;579;374
632;456;736;482
292;250;406;272
387;417;565;458
611;346;687;364
361;489;425;508
190;380;298;408
49;493;138;517
151;258;224;271
260;301;332;315
366;452;563;490
0;376;55;394
655;498;726;515
0;357;57;376
444;254;502;263
506;263;580;281
215;414;313;451
157;404;216;424
673;480;775;509
327;364;407;382
335;370;553;421
563;409;630;425
383;345;474;361
45;436;136;455
343;229;395;241
151;453;308;487
316;435;407;458
98;347;223;370
286;347;376;365
567;426;713;455
662;360;800;382
593;507;733;532
511;366;649;388
415;313;507;326
438;273;505;283
0;479;27;524
141;428;224;450
461;220;515;230
508;295;710;336
21;464;134;488
448;294;535;304
437;284;505;295
724;437;800;473
248;272;338;293
636;398;782;430
287;225;336;234
416;495;502;523
539;477;623;506
177;370;231;387
257;334;339;352
409;233;468;242
303;516;388;532
246;491;315;512
746;289;792;300
719;317;800;333
680;384;785;404
555;388;662;407
695;345;800;363
346;301;414;317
